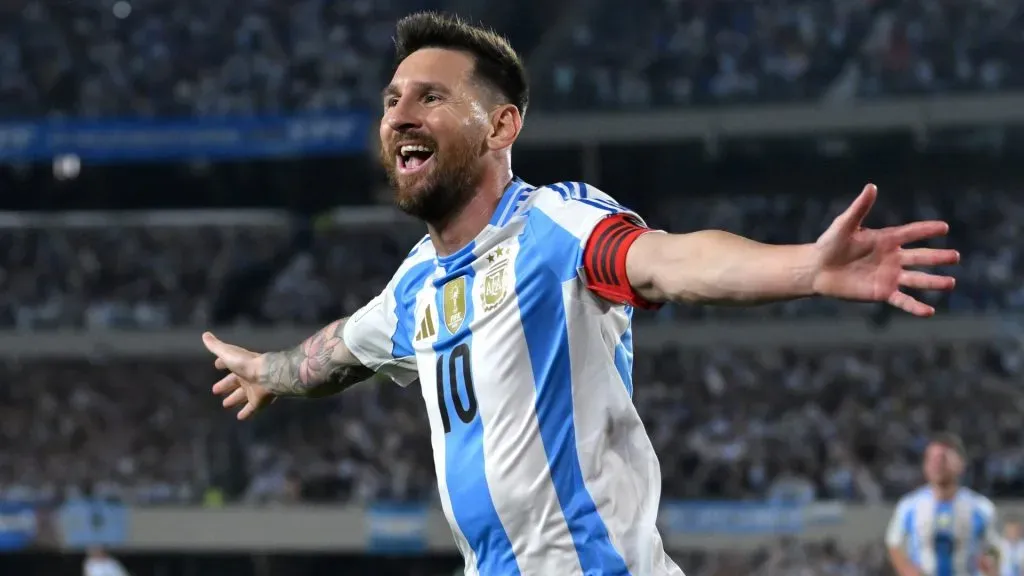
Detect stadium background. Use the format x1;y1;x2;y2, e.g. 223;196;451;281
1;0;1023;574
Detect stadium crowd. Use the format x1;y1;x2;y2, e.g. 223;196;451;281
0;185;1014;329
0;0;1021;117
1;341;1021;507
538;0;1024;109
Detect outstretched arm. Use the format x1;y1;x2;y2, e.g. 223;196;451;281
614;185;959;316
627;231;819;306
259;317;376;398
203;317;376;420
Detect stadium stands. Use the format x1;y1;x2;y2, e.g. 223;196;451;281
534;0;1024;109
3;342;1021;507
2;1;1022;573
0;186;1015;328
1;0;1021;117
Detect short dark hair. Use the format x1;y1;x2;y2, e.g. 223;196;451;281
393;12;529;116
930;432;967;459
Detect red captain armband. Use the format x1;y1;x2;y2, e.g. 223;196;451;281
582;214;662;310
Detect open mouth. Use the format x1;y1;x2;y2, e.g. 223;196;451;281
396;144;435;175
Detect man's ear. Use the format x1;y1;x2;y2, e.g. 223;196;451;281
487;103;521;151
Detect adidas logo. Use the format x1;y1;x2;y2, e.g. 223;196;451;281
415;305;437;341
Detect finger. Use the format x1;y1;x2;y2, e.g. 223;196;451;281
212;373;241;395
900;248;960;267
899;270;956;291
202;331;226;356
223;387;248;409
203;332;246;362
237;402;257;421
887;291;935;317
888;221;950;245
214;357;227;371
836;184;877;232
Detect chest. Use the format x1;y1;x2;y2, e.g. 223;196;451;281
919;501;984;550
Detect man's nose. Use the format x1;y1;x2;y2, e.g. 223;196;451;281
385;100;422;132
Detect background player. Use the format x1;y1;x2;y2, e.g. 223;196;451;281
995;517;1024;576
83;547;131;576
202;11;959;576
886;433;1000;576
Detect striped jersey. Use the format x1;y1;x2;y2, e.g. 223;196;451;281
997;538;1024;576
885;486;999;576
343;178;683;576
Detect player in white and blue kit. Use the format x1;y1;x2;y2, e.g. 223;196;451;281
995;517;1024;576
201;12;960;576
886;434;1000;576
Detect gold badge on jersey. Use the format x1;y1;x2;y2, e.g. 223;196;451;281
482;247;509;313
443;277;467;334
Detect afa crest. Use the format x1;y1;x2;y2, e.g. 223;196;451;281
442;276;467;334
482;247;510;312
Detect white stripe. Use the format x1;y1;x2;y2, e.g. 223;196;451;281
473;235;582;575
414;271;479;573
562;280;683;576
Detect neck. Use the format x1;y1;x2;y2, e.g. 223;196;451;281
427;166;513;257
931;483;959;501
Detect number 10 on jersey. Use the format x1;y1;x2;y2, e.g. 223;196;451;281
435;343;478;434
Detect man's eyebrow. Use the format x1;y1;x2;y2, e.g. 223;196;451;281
381;81;451;100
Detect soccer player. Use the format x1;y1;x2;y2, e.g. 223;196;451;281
202;12;959;576
886;434;1000;576
996;517;1023;576
83;547;131;576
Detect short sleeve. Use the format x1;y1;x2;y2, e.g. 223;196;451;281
528;182;662;309
885;497;912;548
342;263;426;387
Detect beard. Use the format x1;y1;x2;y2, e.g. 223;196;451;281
380;130;484;225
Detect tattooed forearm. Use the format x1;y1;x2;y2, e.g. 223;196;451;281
259;318;375;398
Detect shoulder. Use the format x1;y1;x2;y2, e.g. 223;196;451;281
518;181;646;240
895;487;929;512
522;181;630;215
385;235;437;302
966;489;996;517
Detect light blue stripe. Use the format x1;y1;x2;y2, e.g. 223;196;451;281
433;268;520;575
391;259;438;358
612;343;632;397
906;505;918;566
613;318;634;398
491;178;523;227
500;183;535;226
516;209;632;575
936;500;953;576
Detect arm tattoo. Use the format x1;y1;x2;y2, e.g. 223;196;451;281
260;318;375;398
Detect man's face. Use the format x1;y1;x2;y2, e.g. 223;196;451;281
379;48;491;223
923;442;963;485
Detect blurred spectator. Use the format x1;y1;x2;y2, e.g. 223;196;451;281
1;0;1020;117
2;342;1023;505
536;0;1024;110
2;187;1020;328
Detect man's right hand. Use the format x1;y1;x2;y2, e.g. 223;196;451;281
203;332;277;420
